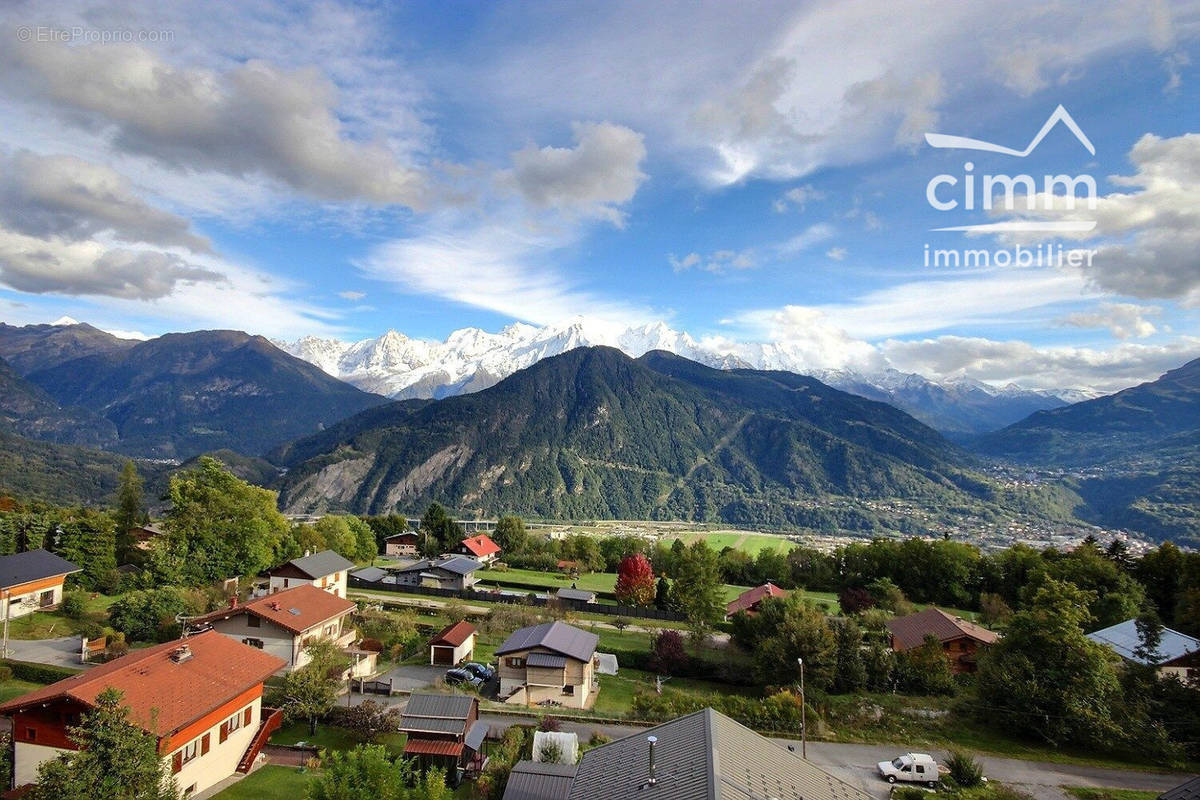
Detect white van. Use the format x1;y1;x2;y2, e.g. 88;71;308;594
877;753;942;787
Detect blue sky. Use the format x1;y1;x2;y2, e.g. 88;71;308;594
0;0;1197;390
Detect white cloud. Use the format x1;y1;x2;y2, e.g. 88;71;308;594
509;122;647;226
773;184;824;213
669;249;756;274
777;223;836;255
1059;302;1161;339
826;247;848;261
338;291;367;301
0;31;428;207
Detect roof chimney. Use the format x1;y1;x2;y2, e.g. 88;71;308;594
170;644;193;664
647;736;658;786
230;596;238;609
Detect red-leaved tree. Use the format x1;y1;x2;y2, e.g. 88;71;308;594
615;553;656;607
647;629;688;675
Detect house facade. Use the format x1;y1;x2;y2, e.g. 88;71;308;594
384;532;420;557
459;534;501;564
393;556;479;591
496;621;599;710
0;631;285;797
266;550;354;597
724;582;787;620
398;693;487;785
192;585;373;677
885;607;999;674
0;550;81;621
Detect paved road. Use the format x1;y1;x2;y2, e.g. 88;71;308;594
2;636;89;669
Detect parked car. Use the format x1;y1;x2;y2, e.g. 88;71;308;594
463;662;495;681
877;753;943;787
444;668;482;687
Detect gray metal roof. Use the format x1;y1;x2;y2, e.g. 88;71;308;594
399;692;476;736
495;621;598;663
1159;776;1200;800
526;652;568;669
351;566;387;582
0;549;80;589
277;550;354;579
566;708;875;800
464;720;487;751
1087;618;1200;666
503;760;577;800
555;588;595;602
396;555;479;576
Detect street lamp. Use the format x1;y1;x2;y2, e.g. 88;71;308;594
796;657;806;759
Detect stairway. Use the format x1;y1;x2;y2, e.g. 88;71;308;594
236;707;283;773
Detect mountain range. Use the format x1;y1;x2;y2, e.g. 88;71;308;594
274;346;1029;528
275;319;1093;436
0;323;387;459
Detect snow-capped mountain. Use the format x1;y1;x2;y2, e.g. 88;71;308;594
275;320;1098;434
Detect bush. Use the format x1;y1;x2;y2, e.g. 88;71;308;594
107;587;194;642
0;666;12;682
538;715;561;732
893;787;927;800
60;591;87;620
945;750;984;788
0;659;81;684
588;730;611;747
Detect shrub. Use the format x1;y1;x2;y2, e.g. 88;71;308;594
60;591;87;620
0;666;12;682
945;750;984;788
0;659;81;684
538;715;561;732
893;787;927;800
588;730;611;746
537;739;564;764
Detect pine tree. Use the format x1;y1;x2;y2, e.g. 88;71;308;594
832;619;867;693
114;461;147;561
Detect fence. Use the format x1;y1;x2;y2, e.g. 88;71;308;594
355;677;395;696
349;577;687;622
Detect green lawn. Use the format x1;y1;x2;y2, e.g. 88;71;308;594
5;592;116;640
594;666;756;716
477;567;752;604
668;531;798;556
214;766;312;800
0;679;43;703
272;721;407;756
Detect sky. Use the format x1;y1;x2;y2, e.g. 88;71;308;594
0;0;1197;391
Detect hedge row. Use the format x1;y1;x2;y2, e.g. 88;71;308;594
0;658;82;684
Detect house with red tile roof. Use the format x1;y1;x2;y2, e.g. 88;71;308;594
429;621;476;666
459;534;501;564
0;630;285;797
724;583;788;620
190;584;374;677
885;607;999;674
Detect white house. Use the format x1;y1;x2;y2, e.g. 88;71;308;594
0;550;81;621
0;630;285;797
266;550;354;597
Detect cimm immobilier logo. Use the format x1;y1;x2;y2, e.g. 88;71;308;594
923;105;1098;269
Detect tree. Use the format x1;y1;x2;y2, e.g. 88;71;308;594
750;596;836;689
308;744;412;800
978;592;1013;627
282;640;350;734
672;541;724;636
58;510;118;591
33;687;176;800
163;458;289;584
894;634;955;695
837;586;874;615
647;629;689;675
492;515;527;555
977;578;1125;749
1133;606;1165;663
420;503;463;556
615;553;655;607
654;576;672;610
107;587;193;642
831;619;866;693
347;516;378;563
114;461;147;561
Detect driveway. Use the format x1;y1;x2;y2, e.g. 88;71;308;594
2;636;88;669
375;664;445;692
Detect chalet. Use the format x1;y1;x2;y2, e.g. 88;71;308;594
393;556;479;592
266;550;354;597
496;621;599;709
0;630;285;797
724;582;787;620
126;522;166;551
1087;618;1200;682
384;532;420;557
429;621;477;666
191;585;373;677
398;692;487;785
886;607;999;674
0;550;80;621
459;534;501;564
564;708;874;800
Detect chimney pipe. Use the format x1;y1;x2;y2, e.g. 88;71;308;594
230;596;238;609
647;736;657;786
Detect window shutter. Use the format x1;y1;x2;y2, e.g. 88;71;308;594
219;721;229;743
243;707;252;726
201;733;210;755
172;751;183;774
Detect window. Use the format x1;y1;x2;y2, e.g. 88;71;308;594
179;739;199;767
227;710;243;734
506;657;525;668
242;638;264;649
25;727;36;741
247;616;261;628
563;684;575;695
39;590;55;608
